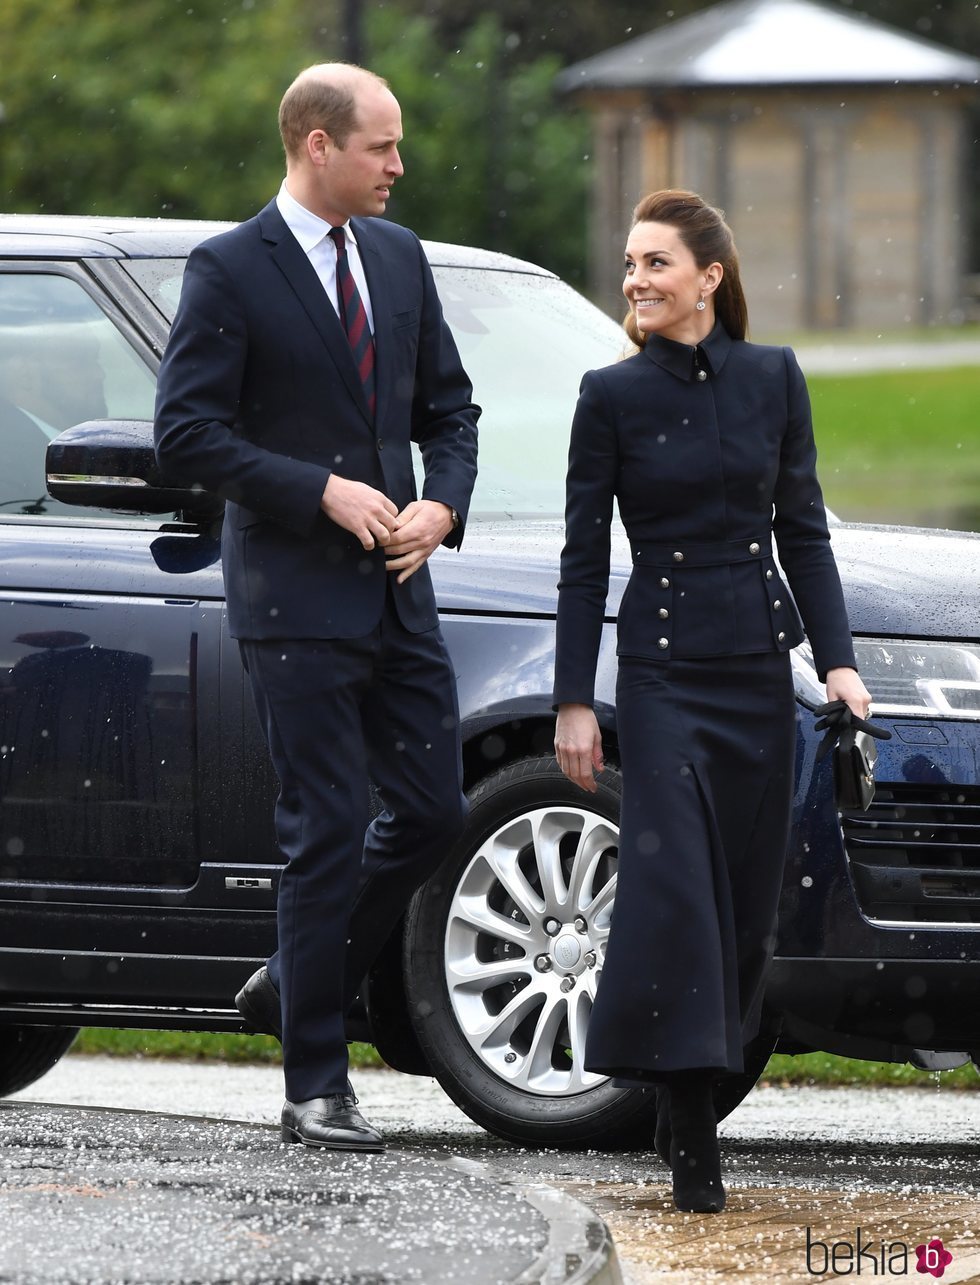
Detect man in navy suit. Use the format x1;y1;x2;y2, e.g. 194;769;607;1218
154;63;479;1151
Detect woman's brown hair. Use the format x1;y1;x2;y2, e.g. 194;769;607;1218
624;190;748;347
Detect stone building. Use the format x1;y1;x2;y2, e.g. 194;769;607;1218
557;0;980;330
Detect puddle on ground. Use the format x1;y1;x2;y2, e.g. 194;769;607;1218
555;1181;980;1284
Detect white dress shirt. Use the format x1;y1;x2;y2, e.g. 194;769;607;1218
276;181;375;335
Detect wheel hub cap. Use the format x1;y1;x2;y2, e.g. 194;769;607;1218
552;932;582;971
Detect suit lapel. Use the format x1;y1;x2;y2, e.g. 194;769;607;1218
351;218;391;431
257;201;372;426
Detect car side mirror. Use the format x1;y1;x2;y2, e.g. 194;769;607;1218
45;419;222;521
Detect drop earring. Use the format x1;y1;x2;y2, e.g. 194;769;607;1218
696;295;706;311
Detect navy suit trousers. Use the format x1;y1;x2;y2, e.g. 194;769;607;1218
240;590;467;1101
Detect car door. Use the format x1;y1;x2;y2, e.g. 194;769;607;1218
0;261;276;1011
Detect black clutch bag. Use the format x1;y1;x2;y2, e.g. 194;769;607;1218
814;700;891;813
833;726;879;811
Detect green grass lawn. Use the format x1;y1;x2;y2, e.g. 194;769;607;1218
71;1029;979;1090
762;1052;979;1091
807;365;980;530
72;1027;382;1067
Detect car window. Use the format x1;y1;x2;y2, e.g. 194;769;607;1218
0;271;159;522
126;256;628;520
433;268;627;517
121;258;186;321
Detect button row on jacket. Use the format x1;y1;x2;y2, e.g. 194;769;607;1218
659;567;671;649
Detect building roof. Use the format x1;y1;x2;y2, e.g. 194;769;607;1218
556;0;980;93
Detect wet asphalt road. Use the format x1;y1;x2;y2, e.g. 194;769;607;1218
14;1054;980;1193
1;1103;551;1285
11;1056;980;1283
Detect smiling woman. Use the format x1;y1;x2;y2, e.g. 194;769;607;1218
553;188;870;1214
623;221;723;345
622;191;747;349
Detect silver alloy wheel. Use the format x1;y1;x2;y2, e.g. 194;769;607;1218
445;805;619;1096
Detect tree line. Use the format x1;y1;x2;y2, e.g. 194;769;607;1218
1;0;977;285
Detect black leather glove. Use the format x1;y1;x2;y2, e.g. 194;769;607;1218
813;699;892;763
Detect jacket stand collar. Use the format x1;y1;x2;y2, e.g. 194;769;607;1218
641;322;733;381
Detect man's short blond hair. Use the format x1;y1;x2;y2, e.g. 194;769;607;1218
278;63;389;159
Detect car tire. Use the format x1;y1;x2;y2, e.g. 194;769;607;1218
404;754;779;1146
0;1025;79;1097
403;754;659;1147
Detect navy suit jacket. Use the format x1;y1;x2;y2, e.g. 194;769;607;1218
553;323;856;706
154;200;479;640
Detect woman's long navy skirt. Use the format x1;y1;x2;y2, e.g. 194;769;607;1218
583;650;797;1080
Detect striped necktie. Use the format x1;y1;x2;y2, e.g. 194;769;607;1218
328;226;376;418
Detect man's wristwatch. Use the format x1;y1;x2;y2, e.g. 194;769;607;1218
449;507;460;530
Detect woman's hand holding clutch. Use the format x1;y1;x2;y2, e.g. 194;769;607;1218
824;666;872;721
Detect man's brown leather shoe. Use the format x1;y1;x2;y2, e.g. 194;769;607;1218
234;965;282;1040
280;1094;385;1152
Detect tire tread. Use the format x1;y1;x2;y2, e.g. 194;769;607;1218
0;1026;79;1098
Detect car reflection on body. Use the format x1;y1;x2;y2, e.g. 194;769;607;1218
1;214;980;1147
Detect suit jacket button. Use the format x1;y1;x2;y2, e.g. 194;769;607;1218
673;551;684;562
749;542;760;555
766;569;773;580
377;439;384;450
773;599;782;610
777;631;786;643
658;637;669;649
658;608;669;619
696;369;708;381
660;577;670;589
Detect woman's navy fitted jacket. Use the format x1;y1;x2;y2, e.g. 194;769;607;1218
553;323;856;706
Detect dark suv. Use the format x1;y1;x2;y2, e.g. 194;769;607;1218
2;214;979;1146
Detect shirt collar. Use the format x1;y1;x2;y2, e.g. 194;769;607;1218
641;321;733;381
276;180;358;252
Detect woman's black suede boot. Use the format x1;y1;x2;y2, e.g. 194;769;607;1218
668;1075;726;1213
654;1085;672;1166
